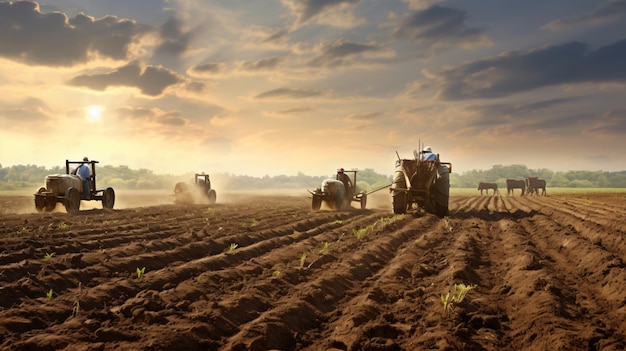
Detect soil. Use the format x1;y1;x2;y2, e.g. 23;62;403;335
1;191;626;350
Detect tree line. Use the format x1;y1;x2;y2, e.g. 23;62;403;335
1;163;625;191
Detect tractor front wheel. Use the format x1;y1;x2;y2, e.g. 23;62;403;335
64;188;81;213
360;194;367;209
392;167;408;214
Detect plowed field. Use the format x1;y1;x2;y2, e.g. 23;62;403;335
1;192;626;350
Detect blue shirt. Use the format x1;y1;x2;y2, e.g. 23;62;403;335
421;152;436;161
77;164;91;180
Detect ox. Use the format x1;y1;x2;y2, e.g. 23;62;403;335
506;179;526;196
477;182;499;195
526;177;547;196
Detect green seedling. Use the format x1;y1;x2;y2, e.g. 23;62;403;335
299;253;307;269
319;241;330;254
43;252;55;260
46;289;53;299
228;243;238;252
57;222;68;230
273;270;281;277
71;300;80;318
293;230;301;235
136;267;146;278
333;219;343;225
441;292;451;317
251;218;259;226
453;283;477;303
353;227;368;239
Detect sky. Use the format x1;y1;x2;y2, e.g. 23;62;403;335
0;0;625;177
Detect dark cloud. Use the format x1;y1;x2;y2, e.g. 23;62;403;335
586;110;626;135
263;28;289;43
0;97;50;122
463;98;594;133
308;40;386;68
0;1;147;66
68;61;182;96
154;15;195;57
391;5;488;48
284;0;361;24
239;57;282;71
115;106;155;119
431;39;626;100
544;0;626;30
189;62;227;75
157;112;188;127
254;87;325;99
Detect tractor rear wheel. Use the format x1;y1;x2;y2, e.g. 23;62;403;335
103;187;115;209
35;187;46;212
311;194;322;211
433;165;450;217
207;189;217;205
392;167;407;214
64;187;81;213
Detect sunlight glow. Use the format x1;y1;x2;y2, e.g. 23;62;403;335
87;105;103;121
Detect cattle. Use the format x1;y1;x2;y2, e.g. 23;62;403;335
526;177;547;196
477;182;499;195
506;179;526;196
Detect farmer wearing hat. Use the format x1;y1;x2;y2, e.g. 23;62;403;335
420;146;437;161
77;157;92;199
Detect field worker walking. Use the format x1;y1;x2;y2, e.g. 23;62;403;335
420;146;437;161
77;157;92;199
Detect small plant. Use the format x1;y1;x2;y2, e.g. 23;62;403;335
71;300;80;318
17;227;30;235
453;283;477;303
273;270;281;277
293;230;301;235
136;267;146;278
353;227;368;239
319;241;330;254
251;218;259;226
440;283;477;318
299;253;307;269
43;252;55;260
57;222;68;230
440;292;451;317
333;219;343;225
228;243;238;252
46;289;53;299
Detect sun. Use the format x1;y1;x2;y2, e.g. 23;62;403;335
87;105;103;121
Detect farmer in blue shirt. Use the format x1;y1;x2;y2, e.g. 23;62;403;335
76;157;92;199
420;146;437;161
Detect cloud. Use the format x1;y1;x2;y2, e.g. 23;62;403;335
0;1;148;66
0;97;51;124
154;15;196;57
238;57;282;71
254;87;327;100
426;39;626;100
544;0;626;30
282;0;361;26
307;39;392;68
586;110;626;135
188;62;228;77
68;61;183;96
390;5;490;48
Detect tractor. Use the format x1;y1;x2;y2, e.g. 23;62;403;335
34;159;115;213
390;150;451;217
309;169;388;211
174;173;216;205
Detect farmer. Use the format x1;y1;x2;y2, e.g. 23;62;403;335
76;157;92;199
